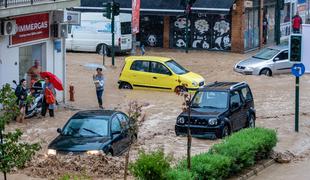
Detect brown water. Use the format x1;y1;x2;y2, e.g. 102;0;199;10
5;48;310;179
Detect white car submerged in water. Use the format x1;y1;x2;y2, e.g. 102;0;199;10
234;46;295;76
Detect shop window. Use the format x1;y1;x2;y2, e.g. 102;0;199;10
244;7;260;50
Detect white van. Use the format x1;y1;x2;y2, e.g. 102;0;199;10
66;12;132;55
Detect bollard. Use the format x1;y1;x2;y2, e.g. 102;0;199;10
69;85;75;102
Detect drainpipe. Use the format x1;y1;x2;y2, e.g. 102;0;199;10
62;37;66;104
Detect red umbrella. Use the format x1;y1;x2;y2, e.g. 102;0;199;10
40;72;64;91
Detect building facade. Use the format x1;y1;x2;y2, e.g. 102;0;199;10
0;0;80;102
81;0;309;53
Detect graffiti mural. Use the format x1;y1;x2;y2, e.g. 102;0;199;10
172;17;191;48
171;14;231;51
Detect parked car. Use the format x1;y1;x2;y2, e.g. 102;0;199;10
234;46;294;76
66;12;132;56
118;56;205;92
48;110;134;156
175;81;255;139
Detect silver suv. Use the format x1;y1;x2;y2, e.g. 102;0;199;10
234;46;294;76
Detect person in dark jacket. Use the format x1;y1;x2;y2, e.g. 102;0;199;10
263;14;269;44
41;77;56;117
15;79;28;123
93;67;105;109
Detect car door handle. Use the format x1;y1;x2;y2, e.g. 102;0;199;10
153;77;157;79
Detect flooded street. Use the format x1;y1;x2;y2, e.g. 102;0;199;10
5;49;310;179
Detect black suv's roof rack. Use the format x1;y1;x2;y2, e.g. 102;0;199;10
229;81;247;90
204;81;247;90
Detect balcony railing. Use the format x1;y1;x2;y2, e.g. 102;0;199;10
0;0;56;8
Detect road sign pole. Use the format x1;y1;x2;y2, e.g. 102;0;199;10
111;1;115;66
295;76;299;132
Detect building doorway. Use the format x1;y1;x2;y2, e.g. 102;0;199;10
19;43;45;86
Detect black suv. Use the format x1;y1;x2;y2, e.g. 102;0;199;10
175;82;255;139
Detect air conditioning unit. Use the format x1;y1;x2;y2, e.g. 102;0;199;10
51;23;68;39
0;20;17;36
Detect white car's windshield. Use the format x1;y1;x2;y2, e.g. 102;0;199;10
192;91;228;109
253;48;280;60
165;60;189;75
62;116;109;137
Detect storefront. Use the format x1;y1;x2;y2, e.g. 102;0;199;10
0;12;66;102
171;14;231;50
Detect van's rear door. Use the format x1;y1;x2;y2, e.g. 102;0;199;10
66;25;73;51
120;22;132;51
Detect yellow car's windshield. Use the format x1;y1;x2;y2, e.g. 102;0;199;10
165;60;189;75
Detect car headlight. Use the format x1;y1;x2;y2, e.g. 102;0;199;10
47;149;56;156
192;81;198;87
208;118;218;126
177;117;185;124
86;150;103;155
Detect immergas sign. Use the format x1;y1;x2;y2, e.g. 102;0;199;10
11;13;49;45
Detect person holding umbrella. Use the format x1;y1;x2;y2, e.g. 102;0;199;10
41;77;56;117
40;72;64;117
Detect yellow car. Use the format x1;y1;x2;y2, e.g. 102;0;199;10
118;56;205;92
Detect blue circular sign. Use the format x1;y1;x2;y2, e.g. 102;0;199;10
291;63;305;77
67;15;72;21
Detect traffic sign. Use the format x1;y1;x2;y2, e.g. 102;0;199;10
291;63;305;77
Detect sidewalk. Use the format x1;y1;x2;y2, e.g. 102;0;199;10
250;159;310;180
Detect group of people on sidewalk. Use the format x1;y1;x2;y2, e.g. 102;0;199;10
15;61;106;123
15;61;56;123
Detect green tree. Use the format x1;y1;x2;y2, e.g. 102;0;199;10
123;101;145;180
0;84;40;180
175;86;193;170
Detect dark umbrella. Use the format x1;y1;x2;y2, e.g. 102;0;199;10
40;72;64;91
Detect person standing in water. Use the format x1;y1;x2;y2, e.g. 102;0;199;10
93;67;105;109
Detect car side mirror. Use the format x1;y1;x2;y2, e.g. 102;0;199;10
231;102;240;109
57;128;62;134
273;57;279;62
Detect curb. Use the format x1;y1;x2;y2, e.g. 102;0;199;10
236;159;276;180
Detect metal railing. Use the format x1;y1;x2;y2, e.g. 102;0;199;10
0;0;56;8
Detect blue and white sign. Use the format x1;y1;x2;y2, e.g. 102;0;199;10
291;63;305;77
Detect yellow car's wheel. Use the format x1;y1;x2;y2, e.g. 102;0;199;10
119;82;133;89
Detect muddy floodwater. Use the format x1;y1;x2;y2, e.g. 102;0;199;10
5;48;310;179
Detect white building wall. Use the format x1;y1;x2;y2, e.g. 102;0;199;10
0;36;19;88
0;26;65;103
